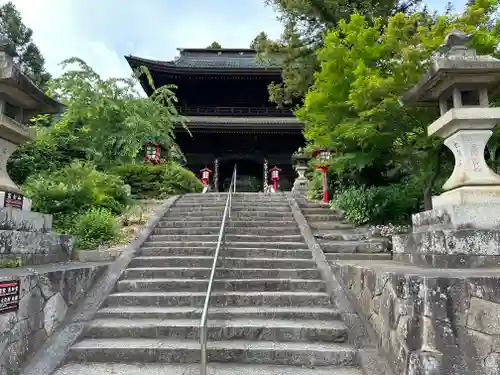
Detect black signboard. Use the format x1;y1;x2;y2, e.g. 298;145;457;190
3;192;23;209
0;280;20;314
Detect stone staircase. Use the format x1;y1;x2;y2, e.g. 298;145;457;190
53;193;363;375
294;197;391;262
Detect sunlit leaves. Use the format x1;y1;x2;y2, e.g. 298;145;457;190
48;58;184;167
297;0;500;191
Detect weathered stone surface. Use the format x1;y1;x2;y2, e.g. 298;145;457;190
332;260;500;375
0;230;73;265
43;292;68;336
394;227;500;268
0;207;52;233
0;262;107;375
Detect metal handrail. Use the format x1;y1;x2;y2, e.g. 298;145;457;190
199;164;237;375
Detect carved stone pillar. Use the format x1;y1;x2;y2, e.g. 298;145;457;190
263;158;268;192
214;158;219;192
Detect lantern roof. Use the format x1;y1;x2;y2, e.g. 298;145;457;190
403;30;500;106
311;148;336;157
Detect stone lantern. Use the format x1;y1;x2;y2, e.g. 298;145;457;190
397;30;500;268
0;40;73;271
0;40;62;210
291;147;310;196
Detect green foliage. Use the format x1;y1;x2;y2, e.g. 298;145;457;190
207;41;222;48
47;58;185;168
297;0;500;214
0;257;23;268
23;161;130;229
162;162;204;195
72;208;119;250
111;162;203;199
260;0;420;107
7;124;86;185
306;169;336;200
0;1;51;88
332;178;423;225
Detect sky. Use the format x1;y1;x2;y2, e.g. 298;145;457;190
5;0;467;81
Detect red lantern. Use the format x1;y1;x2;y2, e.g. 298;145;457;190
268;166;281;192
200;167;213;187
311;148;335;204
144;143;160;164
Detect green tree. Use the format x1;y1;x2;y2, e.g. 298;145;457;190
259;0;422;108
207;41;222;48
297;0;500;208
8;57;186;183
0;1;51;88
49;58;185;167
250;31;270;49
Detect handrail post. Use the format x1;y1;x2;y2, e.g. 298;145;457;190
199;165;237;375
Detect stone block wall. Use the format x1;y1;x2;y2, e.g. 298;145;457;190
0;207;73;265
0;263;107;375
332;262;500;375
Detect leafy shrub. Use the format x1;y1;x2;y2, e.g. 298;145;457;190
23;161;130;228
7;124;86;185
72;208;119;249
111;162;203;198
332;177;423;225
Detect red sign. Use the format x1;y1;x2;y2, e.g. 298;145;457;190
0;279;20;314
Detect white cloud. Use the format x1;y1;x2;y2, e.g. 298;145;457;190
4;0;284;81
4;0;132;79
4;0;466;84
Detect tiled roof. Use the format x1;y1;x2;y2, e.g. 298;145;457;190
126;48;282;72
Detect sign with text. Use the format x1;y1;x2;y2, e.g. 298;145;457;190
3;192;23;209
0;280;20;314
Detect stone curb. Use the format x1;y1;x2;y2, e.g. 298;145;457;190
20;196;179;375
285;192;395;375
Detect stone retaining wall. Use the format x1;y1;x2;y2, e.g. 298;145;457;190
332;261;500;375
0;207;73;266
0;263;107;375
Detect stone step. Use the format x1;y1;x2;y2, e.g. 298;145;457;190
151;227;301;236
314;231;368;241
306;214;346;222
129;256;316;269
164;212;295;219
147;234;305;242
95;306;342;321
84;318;347;342
142;241;308;250
116;278;325;292
301;207;342;217
172;204;292;210
168;206;291;213
139;247;313;259
123;267;321;280
53;362;364;375
104;291;332;307
325;253;392;261
67;338;356;366
304;214;354;225
156;220;298;228
180;194;287;200
319;240;386;253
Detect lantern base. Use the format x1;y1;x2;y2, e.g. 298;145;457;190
432;185;500;207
